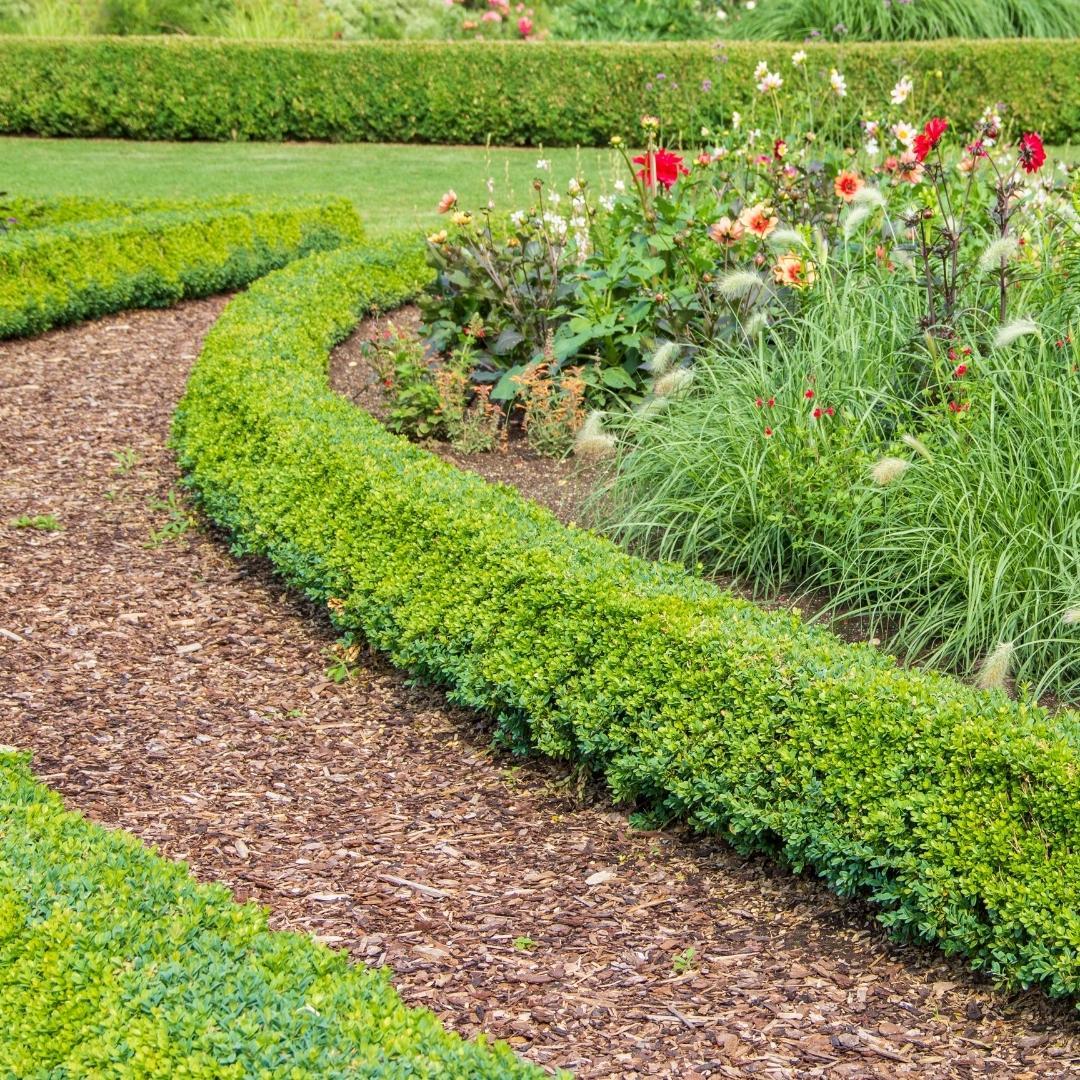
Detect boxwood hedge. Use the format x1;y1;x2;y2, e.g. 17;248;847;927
1;36;1079;146
0;196;364;338
0;750;547;1077
175;238;1080;1004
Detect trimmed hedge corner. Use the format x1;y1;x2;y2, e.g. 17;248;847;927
174;240;1080;1004
1;36;1080;146
0;196;364;339
0;751;549;1078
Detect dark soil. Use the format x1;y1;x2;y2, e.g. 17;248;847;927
2;299;1079;1078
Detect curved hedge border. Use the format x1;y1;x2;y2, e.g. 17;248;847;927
0;197;364;339
0;751;547;1077
176;239;1080;1003
1;37;1079;146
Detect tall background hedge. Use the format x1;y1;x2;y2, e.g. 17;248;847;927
1;36;1078;146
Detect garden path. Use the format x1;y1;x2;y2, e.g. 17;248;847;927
2;301;1079;1079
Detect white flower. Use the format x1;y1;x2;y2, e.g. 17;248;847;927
570;215;587;229
863;120;879;137
890;77;913;106
829;69;847;98
745;0;755;9
716;7;728;20
567;177;581;195
892;121;916;148
754;60;769;80
548;192;561;205
486;176;495;194
599;195;616;212
536;158;551;171
613;179;626;193
791;50;807;66
865;139;880;156
731;111;741;130
509;210;526;226
757;71;783;93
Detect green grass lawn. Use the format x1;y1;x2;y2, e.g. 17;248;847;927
0;138;624;234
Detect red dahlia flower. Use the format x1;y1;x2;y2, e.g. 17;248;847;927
633;149;690;190
913;117;948;162
1018;132;1046;174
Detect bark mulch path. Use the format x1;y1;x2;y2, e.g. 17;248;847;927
2;299;1079;1080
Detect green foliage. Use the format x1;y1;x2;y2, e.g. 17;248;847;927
548;0;720;41
145;489;196;547
0;750;549;1077
672;946;696;973
8;514;61;530
175;239;1080;1004
3;37;1080;146
0;195;364;338
729;0;1080;42
98;0;230;34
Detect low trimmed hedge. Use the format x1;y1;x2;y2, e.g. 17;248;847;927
1;36;1079;145
0;751;547;1077
175;239;1080;1003
0;197;364;338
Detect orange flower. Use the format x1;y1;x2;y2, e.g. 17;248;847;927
896;150;925;185
772;253;816;289
437;189;458;214
834;170;863;202
738;202;778;239
708;216;745;246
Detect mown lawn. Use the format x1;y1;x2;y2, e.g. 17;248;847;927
0;138;623;234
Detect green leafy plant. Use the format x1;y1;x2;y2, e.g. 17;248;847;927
672;946;697;973
9;514;61;531
112;447;139;475
145;490;196;548
512;935;537;952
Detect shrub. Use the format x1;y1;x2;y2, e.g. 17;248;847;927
2;38;1080;145
0;750;547;1077
0;196;364;338
175;238;1080;1003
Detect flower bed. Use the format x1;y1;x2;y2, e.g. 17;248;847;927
0;196;364;338
3;37;1080;145
174;237;1080;1004
0;750;547;1077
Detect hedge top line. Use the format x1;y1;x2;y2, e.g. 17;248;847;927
2;35;1080;144
5;33;1080;47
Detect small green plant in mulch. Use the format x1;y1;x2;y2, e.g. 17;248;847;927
9;514;61;531
324;635;362;683
145;490;196;547
512;936;537;953
672;947;697;974
112;447;139;475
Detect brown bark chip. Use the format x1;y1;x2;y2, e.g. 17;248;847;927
1;300;1079;1078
